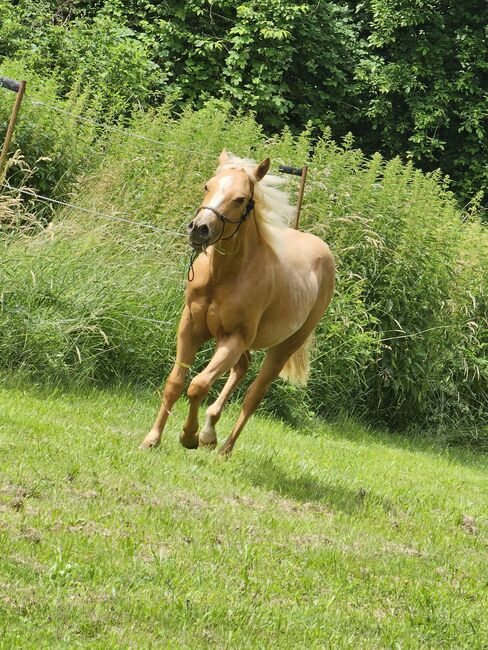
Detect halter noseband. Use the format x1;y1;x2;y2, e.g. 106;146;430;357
195;191;255;244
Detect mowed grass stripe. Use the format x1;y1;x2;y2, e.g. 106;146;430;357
0;385;487;648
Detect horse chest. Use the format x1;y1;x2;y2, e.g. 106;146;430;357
205;296;255;338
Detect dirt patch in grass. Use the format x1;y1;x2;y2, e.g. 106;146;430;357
288;533;335;549
276;497;334;516
222;494;265;510
461;514;477;535
380;542;428;558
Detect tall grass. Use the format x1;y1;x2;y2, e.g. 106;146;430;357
0;98;486;445
0;61;104;202
305;134;487;437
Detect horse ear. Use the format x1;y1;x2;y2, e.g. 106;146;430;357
219;149;229;164
254;158;270;182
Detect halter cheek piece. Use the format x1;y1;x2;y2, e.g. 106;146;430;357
188;192;255;281
195;191;255;245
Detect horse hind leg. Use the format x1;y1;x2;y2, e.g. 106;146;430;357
218;345;293;457
199;351;251;449
219;321;321;456
219;267;334;456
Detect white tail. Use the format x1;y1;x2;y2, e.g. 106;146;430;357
279;336;314;386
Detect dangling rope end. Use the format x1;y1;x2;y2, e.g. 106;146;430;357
187;250;198;282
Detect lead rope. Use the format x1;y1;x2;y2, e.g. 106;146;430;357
187;249;198;282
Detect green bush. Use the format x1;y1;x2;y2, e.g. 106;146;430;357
2;0;486;204
0;61;100;201
355;0;488;205
304;133;487;433
0;101;486;445
0;1;163;114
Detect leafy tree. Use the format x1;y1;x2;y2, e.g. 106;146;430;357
111;0;364;132
0;0;163;113
355;0;488;204
1;0;487;205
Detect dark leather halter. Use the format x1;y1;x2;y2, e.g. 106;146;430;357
195;191;255;244
188;192;255;282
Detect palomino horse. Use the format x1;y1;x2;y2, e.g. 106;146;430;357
141;150;335;455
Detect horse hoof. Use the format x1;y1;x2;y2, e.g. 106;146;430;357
179;433;199;450
218;443;233;458
140;432;161;449
199;438;217;450
199;426;217;450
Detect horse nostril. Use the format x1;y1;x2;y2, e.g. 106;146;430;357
198;224;209;239
188;221;194;230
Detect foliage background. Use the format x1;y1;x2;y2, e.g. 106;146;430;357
0;0;487;206
0;4;487;446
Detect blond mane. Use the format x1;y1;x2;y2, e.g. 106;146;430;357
217;153;295;250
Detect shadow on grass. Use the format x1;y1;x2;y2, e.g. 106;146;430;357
2;373;485;473
319;416;488;471
239;453;377;515
268;406;488;472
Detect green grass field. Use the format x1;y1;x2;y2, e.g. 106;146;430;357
0;383;487;648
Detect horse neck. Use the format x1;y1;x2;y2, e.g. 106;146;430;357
210;210;263;279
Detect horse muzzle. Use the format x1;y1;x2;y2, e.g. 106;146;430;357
187;220;210;250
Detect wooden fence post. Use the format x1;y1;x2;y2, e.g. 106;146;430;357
0;77;27;182
294;165;308;230
278;164;308;229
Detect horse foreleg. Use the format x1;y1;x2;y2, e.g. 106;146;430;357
180;335;247;449
140;364;190;450
219;348;289;456
199;351;251;449
140;307;208;449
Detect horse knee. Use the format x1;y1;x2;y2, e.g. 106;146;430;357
187;375;210;401
163;376;185;403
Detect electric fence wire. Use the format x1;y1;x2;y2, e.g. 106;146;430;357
26;97;217;159
1;181;185;239
25;98;293;171
2;94;298;239
0;91;297;334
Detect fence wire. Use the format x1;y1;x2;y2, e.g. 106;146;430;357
27;98;217;158
1;181;184;239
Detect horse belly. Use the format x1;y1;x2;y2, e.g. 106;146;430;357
250;270;319;349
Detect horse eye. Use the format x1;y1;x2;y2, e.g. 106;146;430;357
235;197;245;204
204;184;208;192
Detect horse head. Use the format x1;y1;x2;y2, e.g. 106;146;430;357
187;149;270;250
